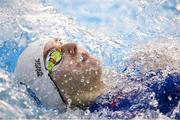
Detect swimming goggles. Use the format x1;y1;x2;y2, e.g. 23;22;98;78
46;48;62;72
45;48;67;105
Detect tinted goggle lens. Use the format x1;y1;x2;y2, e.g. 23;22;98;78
46;49;62;72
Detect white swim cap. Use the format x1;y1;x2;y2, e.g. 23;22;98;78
14;39;66;112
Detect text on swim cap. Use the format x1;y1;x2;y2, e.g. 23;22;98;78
35;58;43;77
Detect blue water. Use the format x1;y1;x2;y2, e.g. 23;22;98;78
0;0;179;119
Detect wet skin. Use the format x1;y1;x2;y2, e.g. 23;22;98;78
43;39;106;108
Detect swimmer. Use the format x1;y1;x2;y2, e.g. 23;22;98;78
15;38;107;111
15;38;180;119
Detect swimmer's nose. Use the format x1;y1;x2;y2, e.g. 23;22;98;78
61;43;77;56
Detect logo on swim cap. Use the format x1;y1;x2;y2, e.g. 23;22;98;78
46;49;62;72
35;58;43;77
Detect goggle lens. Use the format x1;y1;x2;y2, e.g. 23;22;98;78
46;49;62;72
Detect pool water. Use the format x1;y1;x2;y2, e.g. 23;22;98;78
0;0;179;119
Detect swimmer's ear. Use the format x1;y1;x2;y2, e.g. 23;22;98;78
61;43;77;56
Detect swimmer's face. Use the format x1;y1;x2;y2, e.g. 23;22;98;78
44;40;102;106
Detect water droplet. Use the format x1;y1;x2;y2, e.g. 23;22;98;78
64;74;67;77
69;77;72;81
78;100;82;104
61;89;64;92
81;78;84;83
24;101;27;105
21;85;27;92
90;87;93;91
35;87;39;91
86;80;90;84
168;96;172;101
149;99;158;107
80;55;83;61
70;61;73;65
84;110;90;116
67;99;72;105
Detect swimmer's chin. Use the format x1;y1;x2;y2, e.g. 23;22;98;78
70;81;108;109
